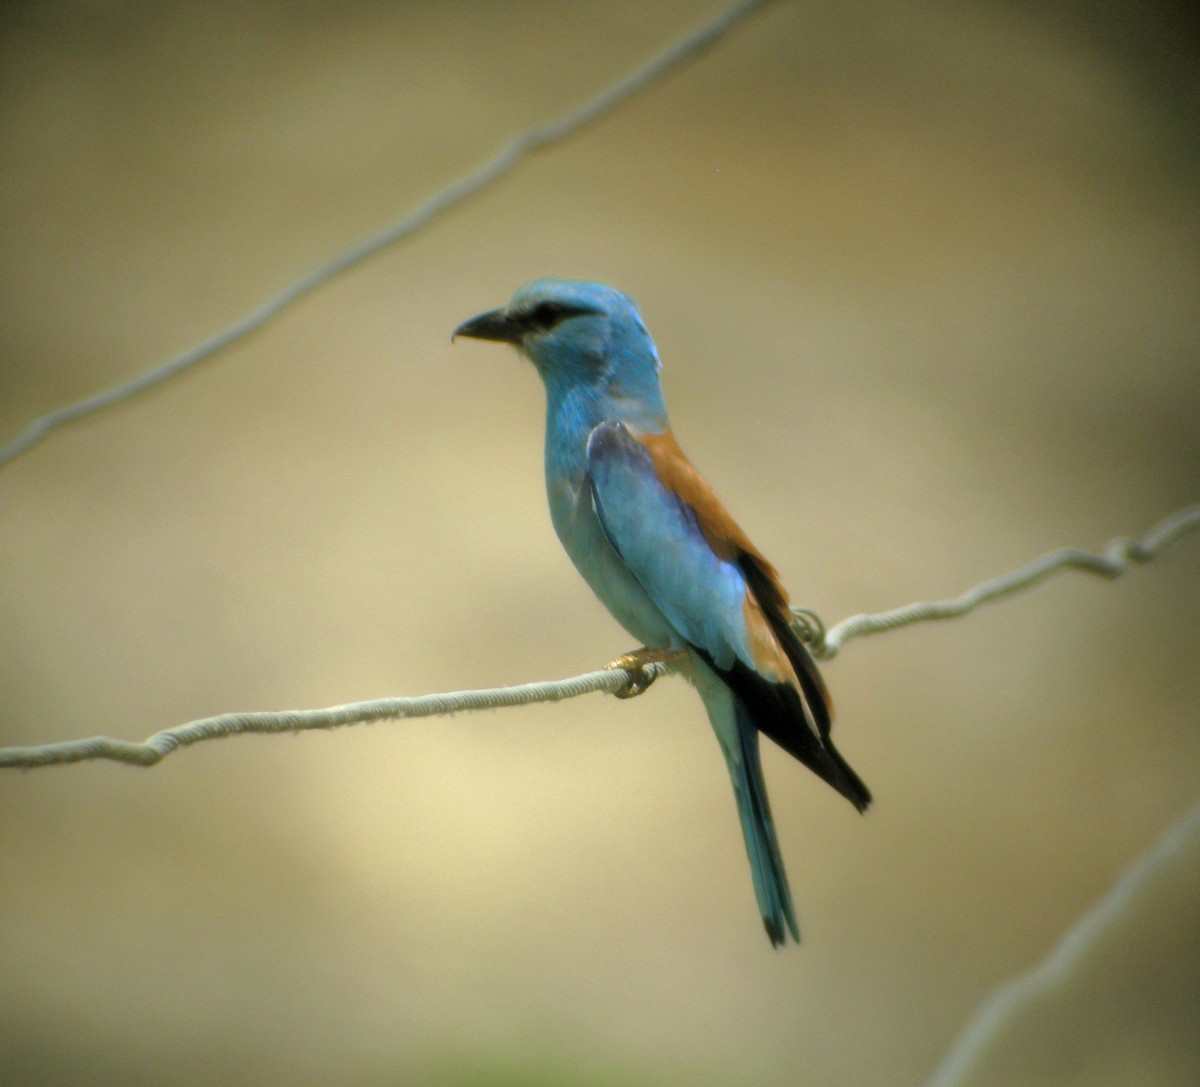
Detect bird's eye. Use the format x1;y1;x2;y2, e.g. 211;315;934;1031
525;302;571;331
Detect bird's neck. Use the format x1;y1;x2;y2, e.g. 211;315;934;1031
544;381;666;475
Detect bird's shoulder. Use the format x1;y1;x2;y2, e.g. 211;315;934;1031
587;421;784;587
587;419;835;733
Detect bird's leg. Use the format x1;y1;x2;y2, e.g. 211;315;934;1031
605;646;685;699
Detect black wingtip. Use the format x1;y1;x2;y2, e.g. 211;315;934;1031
700;649;871;814
825;738;872;813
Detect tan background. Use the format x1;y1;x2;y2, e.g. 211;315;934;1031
2;2;1198;1085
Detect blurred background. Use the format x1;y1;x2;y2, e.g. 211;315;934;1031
1;2;1197;1084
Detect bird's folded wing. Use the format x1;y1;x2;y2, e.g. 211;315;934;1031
586;421;873;810
585;421;795;687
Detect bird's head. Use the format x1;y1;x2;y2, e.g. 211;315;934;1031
454;278;666;418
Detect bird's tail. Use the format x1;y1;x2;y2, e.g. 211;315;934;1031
725;698;800;947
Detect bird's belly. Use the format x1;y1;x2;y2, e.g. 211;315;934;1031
548;476;678;649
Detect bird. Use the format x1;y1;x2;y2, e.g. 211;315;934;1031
453;278;869;946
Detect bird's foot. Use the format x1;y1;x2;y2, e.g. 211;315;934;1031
605;647;684;699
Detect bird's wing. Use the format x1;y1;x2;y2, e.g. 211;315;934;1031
586;421;868;809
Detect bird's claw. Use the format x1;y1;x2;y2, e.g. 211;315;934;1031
605;648;683;698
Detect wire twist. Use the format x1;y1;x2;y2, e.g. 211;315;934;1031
810;505;1200;660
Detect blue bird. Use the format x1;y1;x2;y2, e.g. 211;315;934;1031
454;278;869;946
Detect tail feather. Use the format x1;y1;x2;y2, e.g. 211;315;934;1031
730;699;799;947
689;644;865;948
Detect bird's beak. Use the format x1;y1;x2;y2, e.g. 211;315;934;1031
452;308;523;345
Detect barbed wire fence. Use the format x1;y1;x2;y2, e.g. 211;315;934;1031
2;504;1197;772
1;2;1196;1086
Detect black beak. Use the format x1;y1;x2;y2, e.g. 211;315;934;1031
452;307;523;344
